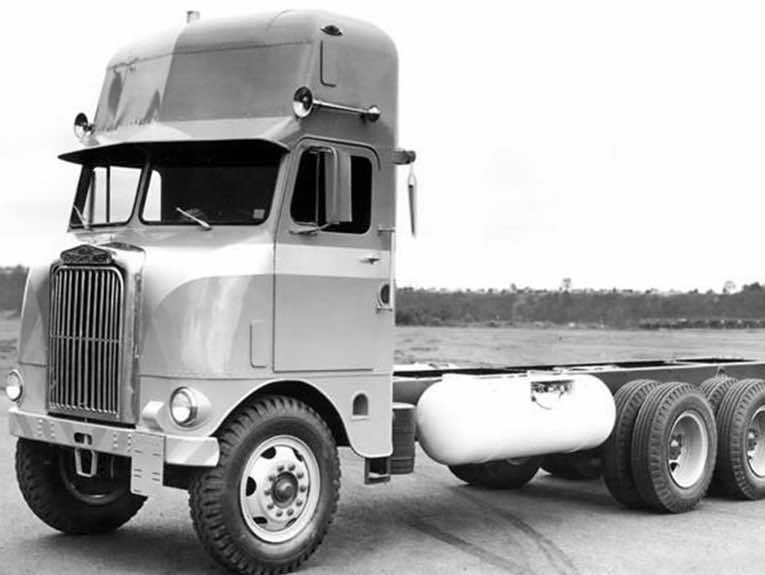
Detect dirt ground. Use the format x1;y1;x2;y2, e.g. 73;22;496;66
395;324;765;366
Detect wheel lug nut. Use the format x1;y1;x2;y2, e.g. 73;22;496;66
288;463;296;471
296;472;304;479
268;475;275;482
278;464;285;472
287;509;294;516
267;503;274;510
296;499;303;506
276;510;283;517
299;485;307;493
264;490;271;496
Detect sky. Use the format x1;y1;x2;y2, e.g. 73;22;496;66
3;1;765;292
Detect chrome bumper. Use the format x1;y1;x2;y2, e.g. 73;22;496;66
8;406;219;468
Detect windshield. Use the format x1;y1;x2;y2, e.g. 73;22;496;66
70;165;143;228
68;141;284;229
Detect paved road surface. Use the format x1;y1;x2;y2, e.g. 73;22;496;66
1;397;763;575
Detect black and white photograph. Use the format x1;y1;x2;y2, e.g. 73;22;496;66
3;1;765;574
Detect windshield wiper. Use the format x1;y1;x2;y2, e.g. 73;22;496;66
72;205;89;230
176;207;212;231
289;223;333;236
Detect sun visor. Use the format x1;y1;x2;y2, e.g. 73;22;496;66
59;137;288;166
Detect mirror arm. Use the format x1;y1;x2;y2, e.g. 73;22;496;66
393;148;416;165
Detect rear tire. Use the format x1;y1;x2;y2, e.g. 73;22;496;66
700;375;737;414
449;457;542;489
542;449;602;480
631;382;716;513
15;438;145;534
602;379;661;508
700;375;739;495
713;378;765;499
189;395;340;575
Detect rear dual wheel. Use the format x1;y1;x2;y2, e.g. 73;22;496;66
603;380;717;513
712;378;765;500
630;383;717;513
700;375;737;414
602;379;661;508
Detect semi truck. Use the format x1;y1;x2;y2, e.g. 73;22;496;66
6;9;765;575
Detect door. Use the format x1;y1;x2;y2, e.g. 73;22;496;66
273;140;393;372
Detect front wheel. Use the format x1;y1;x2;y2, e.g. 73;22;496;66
15;439;146;534
189;396;340;575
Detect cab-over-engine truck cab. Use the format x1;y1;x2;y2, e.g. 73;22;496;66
8;10;411;573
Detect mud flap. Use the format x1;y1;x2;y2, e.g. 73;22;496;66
131;432;164;496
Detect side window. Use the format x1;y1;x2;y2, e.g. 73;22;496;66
290;149;372;234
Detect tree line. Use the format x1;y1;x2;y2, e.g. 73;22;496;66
394;285;765;328
4;266;765;328
0;266;26;313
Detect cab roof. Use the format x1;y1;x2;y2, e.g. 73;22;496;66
65;10;398;157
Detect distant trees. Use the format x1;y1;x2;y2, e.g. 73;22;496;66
0;266;26;313
395;285;765;328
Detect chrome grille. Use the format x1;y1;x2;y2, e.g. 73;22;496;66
48;266;124;418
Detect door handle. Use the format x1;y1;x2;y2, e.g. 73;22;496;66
360;254;381;264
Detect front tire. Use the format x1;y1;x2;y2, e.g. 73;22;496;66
15;438;145;534
189;396;340;575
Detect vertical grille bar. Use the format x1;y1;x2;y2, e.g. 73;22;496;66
95;271;102;413
49;272;59;406
48;266;124;419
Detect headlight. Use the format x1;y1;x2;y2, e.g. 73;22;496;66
5;370;23;402
170;387;198;427
169;387;211;428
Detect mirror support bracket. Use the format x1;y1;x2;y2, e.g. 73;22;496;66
393;149;416;165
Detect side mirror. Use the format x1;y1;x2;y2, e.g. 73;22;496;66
324;149;352;225
408;168;417;237
393;148;418;237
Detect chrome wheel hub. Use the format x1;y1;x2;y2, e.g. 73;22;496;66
667;410;708;488
746;406;765;477
239;435;320;543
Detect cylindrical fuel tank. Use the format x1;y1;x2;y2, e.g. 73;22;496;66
416;373;616;466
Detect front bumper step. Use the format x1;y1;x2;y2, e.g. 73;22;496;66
8;406;219;494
